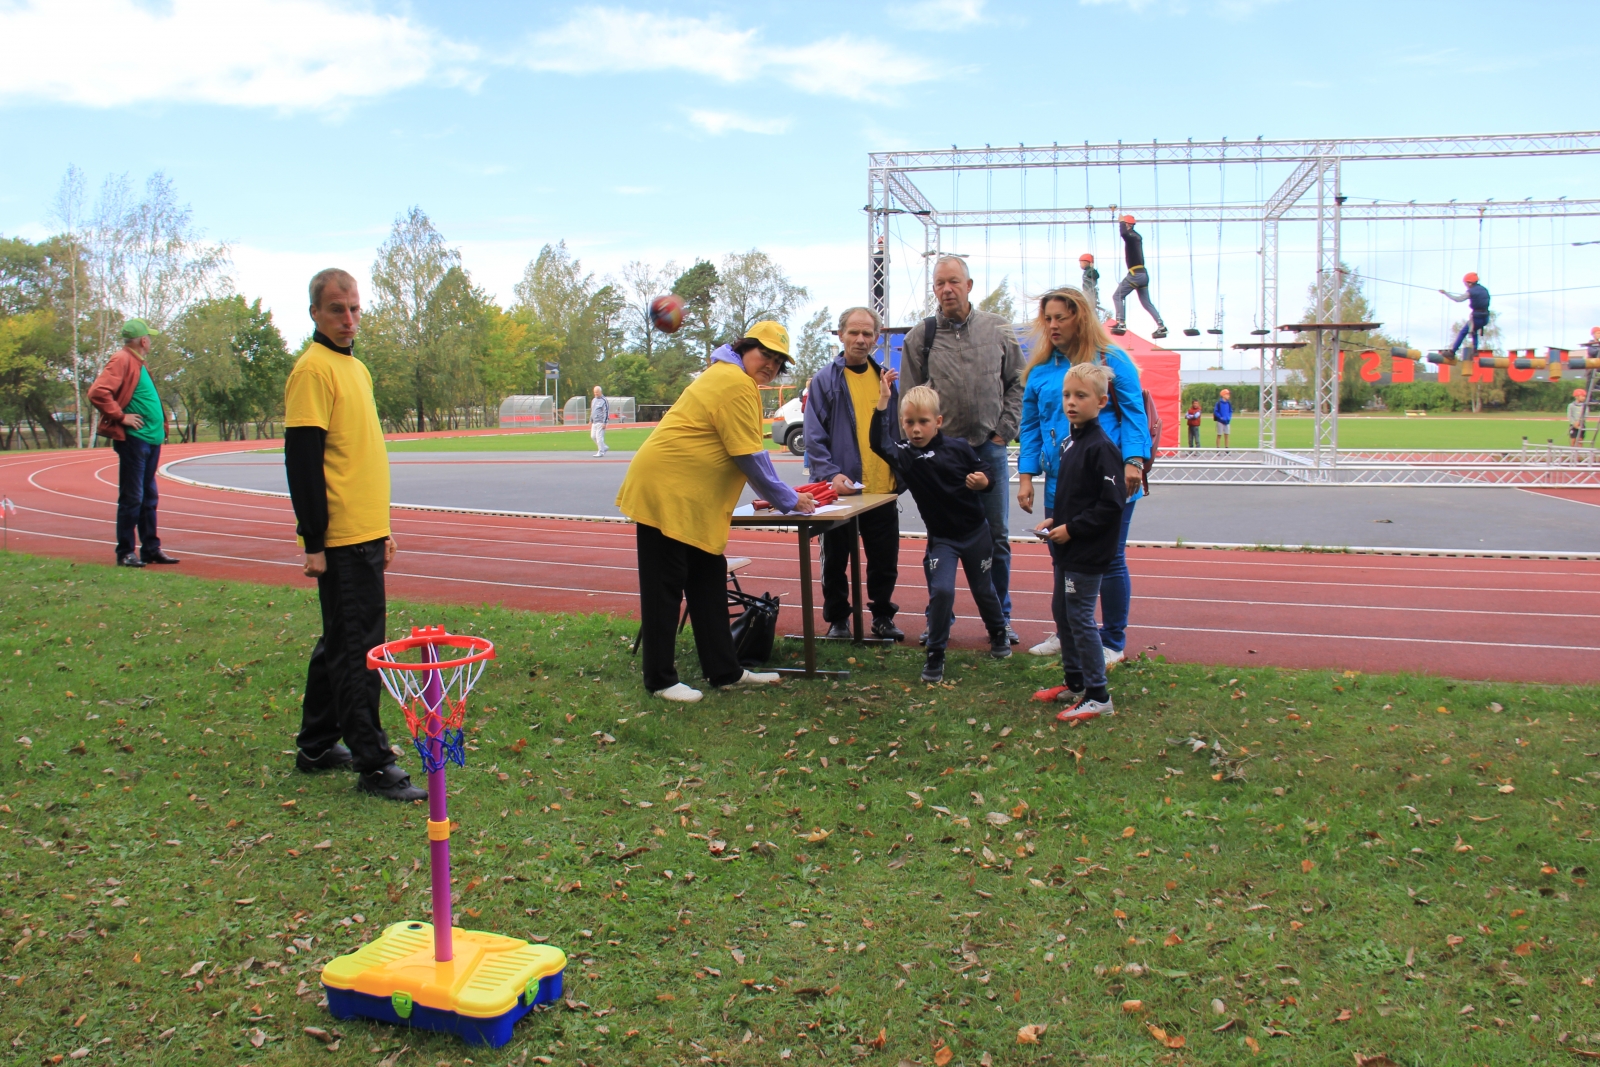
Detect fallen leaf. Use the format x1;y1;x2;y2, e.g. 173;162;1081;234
1352;1055;1401;1067
985;812;1012;827
802;829;831;844
1016;1024;1047;1045
934;1044;955;1065
1301;859;1315;873
181;960;208;978
869;1029;886;1050
1121;1000;1144;1013
1333;1008;1353;1022
1122;826;1137;839
303;1027;334;1044
730;948;745;966
1446;934;1465;946
1513;942;1532;957
1245;1035;1261;1054
1146;1023;1185;1049
1113;909;1128;920
248;1028;267;1048
376;1045;410;1067
1163;932;1183;948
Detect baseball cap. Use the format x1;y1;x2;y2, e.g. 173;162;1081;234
120;318;159;340
743;321;791;359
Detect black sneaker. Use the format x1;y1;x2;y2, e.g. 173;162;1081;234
356;765;427;801
918;630;929;647
872;617;904;642
1151;326;1169;339
296;742;354;773
1004;623;1020;645
116;554;146;568
921;650;945;684
1109;322;1127;336
142;551;181;565
989;632;1013;659
824;621;852;640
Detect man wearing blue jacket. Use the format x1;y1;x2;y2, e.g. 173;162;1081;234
802;307;903;641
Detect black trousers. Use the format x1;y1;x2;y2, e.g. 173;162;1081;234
296;538;394;772
636;523;743;692
820;504;900;624
111;438;162;560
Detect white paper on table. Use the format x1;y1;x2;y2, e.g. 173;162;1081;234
732;502;851;517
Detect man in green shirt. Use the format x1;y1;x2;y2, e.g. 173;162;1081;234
88;319;179;567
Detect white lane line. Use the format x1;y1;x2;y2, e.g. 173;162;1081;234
1122;622;1600;654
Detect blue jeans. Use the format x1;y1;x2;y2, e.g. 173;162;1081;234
973;438;1012;619
1048;551;1106;695
1451;312;1490;354
1097;499;1136;653
112;438;162;561
923;527;1006;653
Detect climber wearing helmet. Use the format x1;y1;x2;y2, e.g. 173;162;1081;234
1109;215;1168;340
1439;272;1491;357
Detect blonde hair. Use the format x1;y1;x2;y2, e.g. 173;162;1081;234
1024;286;1115;382
1063;361;1111;399
900;384;941;417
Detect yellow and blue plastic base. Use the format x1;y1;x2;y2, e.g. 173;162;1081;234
321;921;567;1047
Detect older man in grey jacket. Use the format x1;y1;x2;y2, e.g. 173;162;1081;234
901;255;1025;642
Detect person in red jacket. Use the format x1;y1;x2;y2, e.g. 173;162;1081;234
87;319;179;568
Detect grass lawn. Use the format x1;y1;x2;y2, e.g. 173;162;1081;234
1191;414;1573;452
4;553;1597;1066
387;430;787;453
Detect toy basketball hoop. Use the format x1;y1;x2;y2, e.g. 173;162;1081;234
319;626;566;1047
369;627;495;773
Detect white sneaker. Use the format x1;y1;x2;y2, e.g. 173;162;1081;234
592;452;604;457
1103;646;1126;669
653;683;703;703
1056;697;1114;723
1028;634;1061;657
725;669;780;687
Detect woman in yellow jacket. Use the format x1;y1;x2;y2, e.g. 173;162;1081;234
617;322;816;702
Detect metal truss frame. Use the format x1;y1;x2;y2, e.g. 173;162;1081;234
870;131;1600;469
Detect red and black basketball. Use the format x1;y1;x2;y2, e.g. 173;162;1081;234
650;294;685;334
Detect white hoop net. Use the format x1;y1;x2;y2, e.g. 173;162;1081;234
370;634;492;773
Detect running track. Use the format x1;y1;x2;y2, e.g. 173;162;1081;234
3;439;1598;686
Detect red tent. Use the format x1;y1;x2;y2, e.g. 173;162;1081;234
1109;330;1183;451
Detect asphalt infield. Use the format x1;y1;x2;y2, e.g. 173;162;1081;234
168;449;1600;556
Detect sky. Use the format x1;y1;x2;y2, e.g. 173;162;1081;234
2;0;1598;364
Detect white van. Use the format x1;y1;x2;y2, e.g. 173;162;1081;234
769;391;807;455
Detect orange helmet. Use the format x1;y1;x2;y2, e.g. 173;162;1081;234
1463;271;1479;284
1079;252;1094;263
1577;389;1588;399
1120;214;1136;225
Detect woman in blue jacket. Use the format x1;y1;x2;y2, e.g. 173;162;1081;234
1016;286;1150;668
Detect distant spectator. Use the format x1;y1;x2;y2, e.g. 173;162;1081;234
88;318;179;569
1569;388;1588;446
1185;400;1202;448
590;385;610;456
1213;389;1233;448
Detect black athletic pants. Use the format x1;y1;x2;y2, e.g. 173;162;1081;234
636;523;744;692
820;504;900;625
296;538;394;773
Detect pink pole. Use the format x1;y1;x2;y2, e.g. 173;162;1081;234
423;644;453;962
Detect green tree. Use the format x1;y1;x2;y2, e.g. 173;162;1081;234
671;260;720;358
169;295;291;441
715;250;808;341
977;278;1015;322
366;208;488;431
0;235;83;448
1283;266;1399;412
788;307;835;385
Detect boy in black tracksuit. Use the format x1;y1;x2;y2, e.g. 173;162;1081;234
1031;362;1126;722
870;376;1010;683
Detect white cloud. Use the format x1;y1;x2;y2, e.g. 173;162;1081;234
687;110;791;136
0;0;477;111
889;0;987;28
523;7;939;101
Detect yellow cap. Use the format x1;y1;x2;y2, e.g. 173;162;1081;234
743;321;791;358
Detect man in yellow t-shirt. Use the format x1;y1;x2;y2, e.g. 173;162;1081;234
283;268;422;803
800;307;903;641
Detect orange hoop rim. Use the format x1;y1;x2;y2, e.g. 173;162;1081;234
366;626;496;672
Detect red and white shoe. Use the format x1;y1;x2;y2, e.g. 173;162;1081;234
1032;684;1084;704
1056;698;1115;723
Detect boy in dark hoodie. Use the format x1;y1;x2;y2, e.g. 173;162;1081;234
870;377;1011;684
1030;362;1127;722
